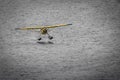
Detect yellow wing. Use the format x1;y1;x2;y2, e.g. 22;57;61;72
45;24;72;28
15;24;72;30
15;26;43;30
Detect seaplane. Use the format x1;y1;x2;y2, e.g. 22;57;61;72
15;24;72;41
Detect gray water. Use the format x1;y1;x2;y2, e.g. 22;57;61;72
0;0;120;80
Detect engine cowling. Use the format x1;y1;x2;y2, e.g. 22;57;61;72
40;28;47;34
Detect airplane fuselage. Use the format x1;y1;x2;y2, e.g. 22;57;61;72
15;23;72;40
